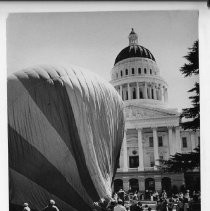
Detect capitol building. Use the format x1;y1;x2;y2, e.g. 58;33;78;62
110;29;200;194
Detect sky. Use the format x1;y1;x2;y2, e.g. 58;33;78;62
7;11;198;111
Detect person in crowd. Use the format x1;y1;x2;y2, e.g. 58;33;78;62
114;199;127;211
113;193;118;202
153;191;159;201
156;200;162;211
145;190;149;200
129;201;136;211
161;199;168;211
184;190;190;201
137;202;143;211
107;200;117;211
162;190;167;200
183;198;189;211
118;189;125;205
43;199;59;211
179;192;184;199
143;204;148;211
150;193;154;201
23;203;30;211
168;198;174;211
176;198;184;211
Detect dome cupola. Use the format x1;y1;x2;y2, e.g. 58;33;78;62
129;28;138;46
114;28;155;65
110;29;168;108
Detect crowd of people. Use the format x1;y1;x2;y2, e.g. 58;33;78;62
22;200;59;211
93;189;201;211
22;190;200;211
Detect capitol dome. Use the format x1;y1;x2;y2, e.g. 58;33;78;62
115;28;155;65
114;45;155;65
110;28;168;108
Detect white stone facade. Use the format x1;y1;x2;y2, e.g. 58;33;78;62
110;29;200;193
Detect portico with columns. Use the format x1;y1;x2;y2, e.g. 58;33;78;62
111;29;200;193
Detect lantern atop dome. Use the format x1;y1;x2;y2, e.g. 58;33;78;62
128;28;138;46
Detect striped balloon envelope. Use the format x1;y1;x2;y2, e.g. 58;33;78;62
8;65;124;211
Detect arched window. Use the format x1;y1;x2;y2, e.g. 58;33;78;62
126;91;128;100
152;89;154;99
132;68;135;75
120;70;123;77
114;179;123;193
144;68;147;74
138;68;141;74
125;69;128;75
150;69;152;74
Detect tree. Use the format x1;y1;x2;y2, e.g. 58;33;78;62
158;41;200;173
180;40;199;130
159;146;200;173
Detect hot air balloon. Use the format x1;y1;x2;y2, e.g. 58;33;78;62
8;65;124;211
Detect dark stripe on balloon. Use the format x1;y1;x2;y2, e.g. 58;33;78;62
9;169;77;211
8;126;92;211
17;70;100;201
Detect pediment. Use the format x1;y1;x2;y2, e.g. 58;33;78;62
124;105;179;119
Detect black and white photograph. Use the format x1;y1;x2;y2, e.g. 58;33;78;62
6;9;201;211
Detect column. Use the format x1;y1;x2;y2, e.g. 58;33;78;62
127;83;131;100
122;177;130;191
168;126;174;155
123;129;128;172
175;126;181;153
190;131;196;151
150;85;152;99
120;85;123;99
154;176;162;192
153;127;159;169
144;83;148;99
138;176;145;193
162;86;165;102
136;82;140;99
159;86;162;101
137;128;144;171
165;88;168;102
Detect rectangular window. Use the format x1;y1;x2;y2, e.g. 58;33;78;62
149;137;153;147
182;137;187;148
159;155;164;160
158;136;163;147
129;156;139;168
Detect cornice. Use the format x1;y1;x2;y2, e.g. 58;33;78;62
124;103;179;115
125;116;180;129
110;75;168;87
